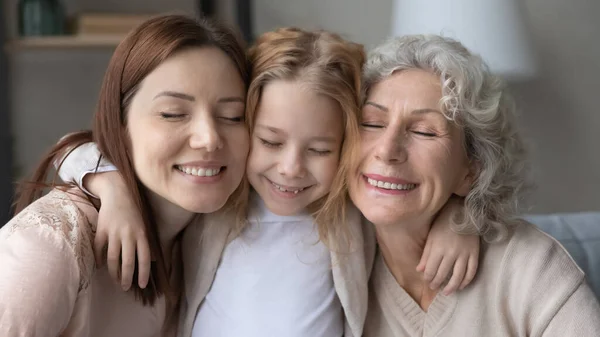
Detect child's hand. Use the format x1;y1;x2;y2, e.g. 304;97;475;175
88;172;151;291
417;197;480;296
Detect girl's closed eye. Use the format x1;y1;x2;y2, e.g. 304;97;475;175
258;138;281;148
309;148;332;156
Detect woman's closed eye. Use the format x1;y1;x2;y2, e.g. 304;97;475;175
412;130;437;137
360;122;384;129
160;112;187;120
218;115;245;123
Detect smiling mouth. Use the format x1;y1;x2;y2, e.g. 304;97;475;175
175;165;226;177
364;175;417;191
269;180;312;194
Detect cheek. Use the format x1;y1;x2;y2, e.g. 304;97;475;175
316;156;340;186
129;122;178;168
228;128;250;162
356;136;376;170
412;141;466;183
246;142;268;175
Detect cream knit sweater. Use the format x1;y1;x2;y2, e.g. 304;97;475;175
364;221;600;336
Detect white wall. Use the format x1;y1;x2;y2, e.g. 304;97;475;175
253;0;600;213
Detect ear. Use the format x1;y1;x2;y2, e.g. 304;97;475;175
454;160;479;197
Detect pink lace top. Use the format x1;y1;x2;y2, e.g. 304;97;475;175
0;189;173;337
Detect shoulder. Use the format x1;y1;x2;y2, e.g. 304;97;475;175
2;188;98;289
488;220;584;278
480;221;587;330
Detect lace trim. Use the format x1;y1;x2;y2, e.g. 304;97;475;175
4;189;97;291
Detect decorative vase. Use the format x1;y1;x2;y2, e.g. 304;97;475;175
18;0;66;37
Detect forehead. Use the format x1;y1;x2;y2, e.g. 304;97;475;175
256;80;343;132
138;47;244;98
366;69;442;110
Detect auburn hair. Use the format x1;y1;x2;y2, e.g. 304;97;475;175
246;27;365;248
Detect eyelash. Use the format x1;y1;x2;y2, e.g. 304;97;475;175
219;116;245;123
259;139;332;155
259;138;281;148
413;131;437;137
360;123;384;129
160;112;186;119
310;149;331;156
160;113;245;123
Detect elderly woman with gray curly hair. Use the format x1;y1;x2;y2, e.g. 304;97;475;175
350;35;600;336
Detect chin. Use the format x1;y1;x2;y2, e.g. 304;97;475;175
350;189;394;227
263;201;304;216
360;209;397;227
179;195;229;214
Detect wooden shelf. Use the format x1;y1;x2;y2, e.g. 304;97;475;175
6;35;125;50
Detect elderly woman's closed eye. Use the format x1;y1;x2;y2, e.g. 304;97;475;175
353;35;600;337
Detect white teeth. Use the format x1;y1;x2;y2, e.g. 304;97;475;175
177;166;221;177
367;178;416;191
271;182;305;193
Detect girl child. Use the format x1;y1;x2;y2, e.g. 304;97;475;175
56;27;480;337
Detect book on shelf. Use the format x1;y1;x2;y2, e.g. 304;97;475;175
74;13;154;36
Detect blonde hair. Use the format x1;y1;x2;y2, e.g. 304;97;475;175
246;27;365;247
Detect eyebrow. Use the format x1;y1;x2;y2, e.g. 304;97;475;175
154;91;195;101
364;101;442;115
255;124;337;143
154;91;245;104
364;101;388;112
217;97;245;104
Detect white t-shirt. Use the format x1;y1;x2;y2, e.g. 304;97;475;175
192;193;343;337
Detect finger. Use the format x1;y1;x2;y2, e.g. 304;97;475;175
416;241;432;272
93;229;109;266
107;237;122;285
443;258;467;295
422;251;443;282
460;255;480;290
136;236;152;289
429;257;453;290
120;236;136;291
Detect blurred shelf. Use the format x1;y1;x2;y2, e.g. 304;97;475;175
6;35;124;51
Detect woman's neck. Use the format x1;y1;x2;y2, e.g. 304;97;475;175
148;193;195;259
375;218;438;309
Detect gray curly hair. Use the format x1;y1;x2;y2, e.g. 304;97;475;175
363;34;530;242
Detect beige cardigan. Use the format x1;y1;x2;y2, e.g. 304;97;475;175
364;221;600;336
0;189;177;337
177;204;377;337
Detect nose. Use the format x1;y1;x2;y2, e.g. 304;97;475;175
373;128;408;164
277;148;306;178
189;115;223;152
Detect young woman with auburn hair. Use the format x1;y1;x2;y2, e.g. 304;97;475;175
0;14;250;336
